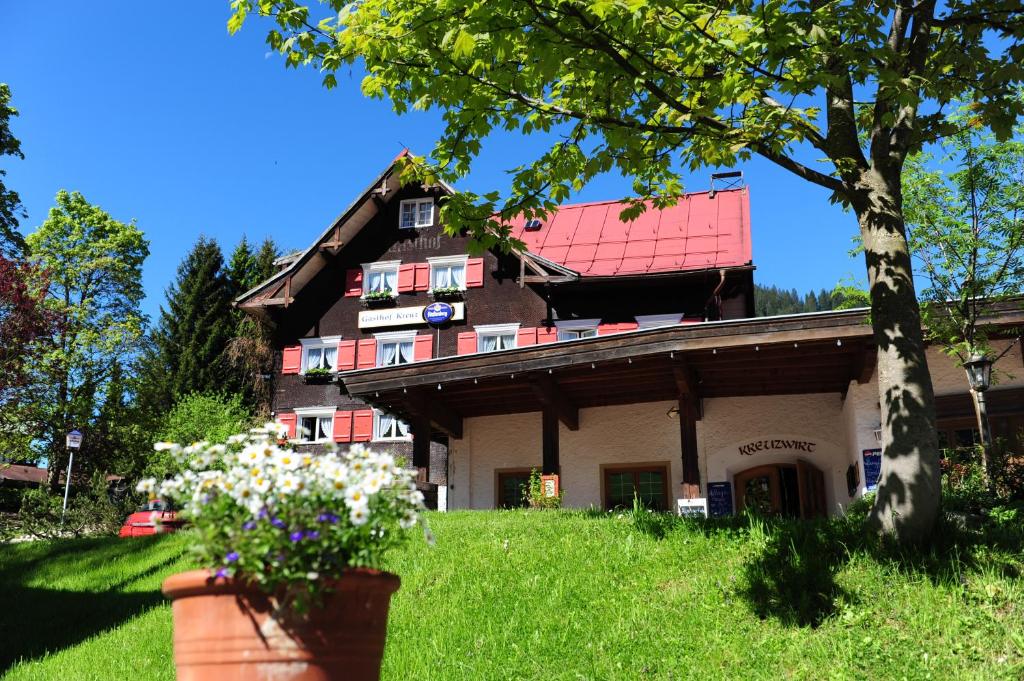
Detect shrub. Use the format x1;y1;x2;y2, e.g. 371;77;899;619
0;472;135;542
146;392;252;479
524;468;562;509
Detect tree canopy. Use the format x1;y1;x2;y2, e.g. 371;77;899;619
0;84;27;258
232;1;1024;541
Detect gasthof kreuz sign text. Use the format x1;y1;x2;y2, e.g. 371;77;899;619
737;439;817;456
359;302;465;329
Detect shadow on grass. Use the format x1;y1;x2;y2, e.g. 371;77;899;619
616;503;1024;628
0;535;186;672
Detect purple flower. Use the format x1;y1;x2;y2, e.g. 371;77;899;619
225;551;239;563
242;521;256;531
317;512;339;524
258;509;268;519
214;568;228;579
289;530;304;542
304;530;320;540
271;517;286;529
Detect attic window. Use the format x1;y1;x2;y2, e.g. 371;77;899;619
400;199;434;229
524;218;543;231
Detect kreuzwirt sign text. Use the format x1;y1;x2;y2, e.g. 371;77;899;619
738;439;817;456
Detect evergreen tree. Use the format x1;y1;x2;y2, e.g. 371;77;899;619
0;84;27;257
140;237;234;414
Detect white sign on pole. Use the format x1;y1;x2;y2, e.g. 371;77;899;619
66;430;83;449
62;430;83;528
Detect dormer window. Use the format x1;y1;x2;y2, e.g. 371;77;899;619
361;260;401;296
555;319;600;341
399;198;434;229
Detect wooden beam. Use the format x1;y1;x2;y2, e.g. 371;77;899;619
851;343;877;384
678;396;700;499
541;407;560;475
411;412;431;473
528;375;579;431
521;275;577;284
672;359;702;420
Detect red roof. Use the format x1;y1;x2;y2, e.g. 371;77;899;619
508;187;752;277
1;464;47;484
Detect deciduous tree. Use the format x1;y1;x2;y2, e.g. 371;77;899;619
232;0;1024;541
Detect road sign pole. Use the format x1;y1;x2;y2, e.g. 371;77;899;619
60;449;75;527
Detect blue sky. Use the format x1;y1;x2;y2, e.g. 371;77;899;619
2;3;862;321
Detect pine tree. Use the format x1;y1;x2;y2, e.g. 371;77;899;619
140;237;234;414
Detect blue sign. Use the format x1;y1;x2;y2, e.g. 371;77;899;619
707;482;733;517
423;302;455;325
862;449;882;492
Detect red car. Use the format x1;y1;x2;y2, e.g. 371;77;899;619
119;500;185;537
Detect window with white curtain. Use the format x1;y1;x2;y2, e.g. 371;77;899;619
399;199;434;229
475;324;519;353
362;260;401;295
300;337;342;373
373;410;412;441
428;255;468;290
375;332;416;367
555;319;600;341
294;409;335;443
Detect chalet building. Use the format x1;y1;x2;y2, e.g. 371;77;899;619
237;152;1024;516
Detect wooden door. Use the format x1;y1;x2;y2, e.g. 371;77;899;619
796;459;827;518
734;465;782;516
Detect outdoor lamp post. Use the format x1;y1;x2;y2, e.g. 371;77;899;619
963;353;994;480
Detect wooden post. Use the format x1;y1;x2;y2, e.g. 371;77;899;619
679;396;701;499
412;413;431;482
541;406;559;475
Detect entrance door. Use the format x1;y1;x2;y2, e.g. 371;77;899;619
734;461;826;519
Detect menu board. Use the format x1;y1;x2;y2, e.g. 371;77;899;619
862;449;882;492
707;482;733;517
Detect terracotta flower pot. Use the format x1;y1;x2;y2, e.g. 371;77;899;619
162;568;400;681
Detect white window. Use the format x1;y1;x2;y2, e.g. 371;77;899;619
399;198;434;229
294;408;335;443
362;260;401;296
636;314;683;330
373;410;412;441
428;255;468;291
555;319;600;341
476;323;519;353
299;336;342;373
375;331;416;367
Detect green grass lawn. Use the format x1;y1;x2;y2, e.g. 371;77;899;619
1;510;1022;680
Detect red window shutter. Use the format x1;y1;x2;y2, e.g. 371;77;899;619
397;263;416;292
352;410;374;442
414;263;431;291
414;334;433;361
337;340;357;372
281;345;302;374
619;322;639;332
344;269;363;297
465;257;485;287
537;328;558;344
517;327;538;346
597;323;618;336
681;317;703;324
332;410;353;443
276;413;297;439
457;332;477;355
356;339;377;369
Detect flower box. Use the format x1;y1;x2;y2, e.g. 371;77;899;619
429;286;464;301
362;291;396;308
302;368;334;384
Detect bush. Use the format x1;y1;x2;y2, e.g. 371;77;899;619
0;472;136;542
524;468;563;509
146;392;252;479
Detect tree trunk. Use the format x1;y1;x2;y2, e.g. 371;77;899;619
853;169;941;543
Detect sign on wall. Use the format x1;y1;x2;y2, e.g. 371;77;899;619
423;302;455;325
707;482;733;517
862;449;882;492
541;474;559;498
737;439;817;456
359;302;465;329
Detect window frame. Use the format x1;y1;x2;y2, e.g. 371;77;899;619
361;260;402;297
374;330;417;367
372;409;412;442
427;254;469;291
600;462;671;511
398;198;435;229
555;319;600;341
293;407;336;444
495;469;534;509
475;323;520;353
298;336;342;374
